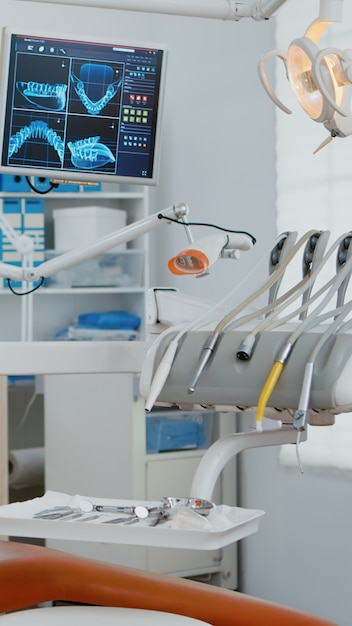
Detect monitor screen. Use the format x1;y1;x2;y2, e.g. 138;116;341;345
0;29;167;185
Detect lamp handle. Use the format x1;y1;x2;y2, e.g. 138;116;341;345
258;48;292;114
312;47;352;118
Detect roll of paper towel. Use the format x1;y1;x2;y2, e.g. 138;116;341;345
8;447;45;489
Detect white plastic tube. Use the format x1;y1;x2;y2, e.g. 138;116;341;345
319;0;344;22
17;0;288;20
17;0;242;19
252;0;288;20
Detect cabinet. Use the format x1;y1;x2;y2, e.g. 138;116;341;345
0;180;238;587
44;373;238;589
0;182;150;341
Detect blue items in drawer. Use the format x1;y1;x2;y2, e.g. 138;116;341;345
146;415;206;453
77;310;141;330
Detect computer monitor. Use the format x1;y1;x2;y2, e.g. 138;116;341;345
0;29;167;186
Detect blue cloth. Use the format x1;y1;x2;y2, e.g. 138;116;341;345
76;310;141;330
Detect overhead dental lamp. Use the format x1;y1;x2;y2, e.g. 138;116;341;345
258;0;352;151
19;0;349;152
168;233;253;276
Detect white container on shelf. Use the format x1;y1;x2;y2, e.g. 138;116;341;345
44;249;143;288
53;206;127;251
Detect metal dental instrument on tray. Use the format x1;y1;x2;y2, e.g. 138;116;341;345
32;497;215;525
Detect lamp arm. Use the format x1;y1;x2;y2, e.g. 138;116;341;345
318;0;344;23
0;214;34;256
0;203;188;284
0;214;36;282
250;0;288;21
0;215;19;249
17;0;288;21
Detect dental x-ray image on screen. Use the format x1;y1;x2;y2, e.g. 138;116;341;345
0;29;167;185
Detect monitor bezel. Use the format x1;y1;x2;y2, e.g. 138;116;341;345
0;27;167;186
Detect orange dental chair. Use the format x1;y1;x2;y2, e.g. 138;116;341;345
0;540;337;625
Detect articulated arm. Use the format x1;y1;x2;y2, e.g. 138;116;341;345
16;0;288;21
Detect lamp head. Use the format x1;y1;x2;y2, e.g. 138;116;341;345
258;3;352;148
168;233;254;276
286;36;337;122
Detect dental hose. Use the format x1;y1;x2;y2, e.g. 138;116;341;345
247;253;346;340
144;339;179;412
214;231;319;334
145;230;330;409
255;242;352;430
294;296;352;433
187;230;319;394
235;231;352;359
144;232;290;411
256;302;352;431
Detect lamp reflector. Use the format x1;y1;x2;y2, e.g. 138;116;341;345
168;234;228;276
168;249;209;275
287;43;324;120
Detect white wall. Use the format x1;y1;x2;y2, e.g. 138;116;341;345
148;13;278;303
239;414;352;626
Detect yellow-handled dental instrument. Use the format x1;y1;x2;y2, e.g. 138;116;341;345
255;343;293;431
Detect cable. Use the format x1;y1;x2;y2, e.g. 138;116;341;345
157;213;257;244
25;176;59;195
7;277;45;295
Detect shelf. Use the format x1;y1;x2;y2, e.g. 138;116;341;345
5;287;147;295
0;185;149;341
0;192;145;200
146;450;206;462
0;341;149;375
0;491;265;550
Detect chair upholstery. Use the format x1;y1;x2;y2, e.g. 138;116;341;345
0;540;337;625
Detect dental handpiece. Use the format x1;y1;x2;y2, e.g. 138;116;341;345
188;331;220;394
